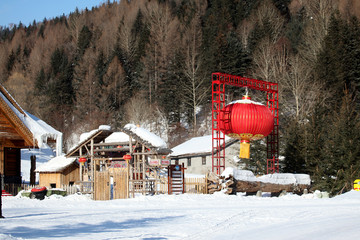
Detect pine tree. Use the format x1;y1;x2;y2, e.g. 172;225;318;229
326;92;360;194
77;25;92;59
315;13;345;105
283;121;306;173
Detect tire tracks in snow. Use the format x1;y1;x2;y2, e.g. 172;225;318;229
181;210;250;240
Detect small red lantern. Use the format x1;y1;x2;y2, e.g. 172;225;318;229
123;154;132;161
219;95;274;158
78;157;87;164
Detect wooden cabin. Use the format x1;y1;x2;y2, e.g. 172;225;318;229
66;124;171;200
36;156;78;188
0;84;62;184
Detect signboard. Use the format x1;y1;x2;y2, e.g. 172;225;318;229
109;161;127;168
149;159;159;166
161;159;170;166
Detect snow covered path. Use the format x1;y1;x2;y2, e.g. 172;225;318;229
1;191;360;240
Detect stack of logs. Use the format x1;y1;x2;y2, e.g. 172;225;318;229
207;172;310;195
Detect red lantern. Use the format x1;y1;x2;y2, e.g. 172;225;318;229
78;157;87;164
219;95;274;158
123;154;132;161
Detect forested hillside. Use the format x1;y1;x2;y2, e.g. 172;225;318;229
0;0;359;194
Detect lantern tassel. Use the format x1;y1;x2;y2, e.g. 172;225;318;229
239;140;250;159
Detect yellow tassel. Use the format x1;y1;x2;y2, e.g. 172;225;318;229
239;140;250;159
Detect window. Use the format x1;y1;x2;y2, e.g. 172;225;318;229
202;156;206;165
187;157;191;166
50;183;56;188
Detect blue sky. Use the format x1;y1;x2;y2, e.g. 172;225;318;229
0;0;112;27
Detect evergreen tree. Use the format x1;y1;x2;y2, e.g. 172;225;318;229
315;13;345;105
6;50;15;73
325;92;360;194
283;121;306;173
49;48;74;107
342;17;360;105
34;68;46;95
77;25;92;59
303;102;329;190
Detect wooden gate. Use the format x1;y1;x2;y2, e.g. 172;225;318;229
94;168;128;200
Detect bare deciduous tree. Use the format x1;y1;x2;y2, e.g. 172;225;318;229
180;12;208;136
299;0;337;64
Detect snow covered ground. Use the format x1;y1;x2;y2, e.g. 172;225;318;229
1;191;360;240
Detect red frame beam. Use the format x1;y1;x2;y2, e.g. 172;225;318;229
211;72;279;174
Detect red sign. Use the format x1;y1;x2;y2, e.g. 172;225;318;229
161;159;170;165
149;159;159;166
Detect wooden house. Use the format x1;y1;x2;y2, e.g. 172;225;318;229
0;84;62;184
35;156;78;188
169;135;240;175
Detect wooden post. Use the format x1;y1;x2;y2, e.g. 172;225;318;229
30;155;36;185
91;139;94;199
0;173;4;218
142;145;146;195
126;160;129;198
79;148;83;182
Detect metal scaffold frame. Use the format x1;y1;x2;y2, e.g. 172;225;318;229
211;72;279;174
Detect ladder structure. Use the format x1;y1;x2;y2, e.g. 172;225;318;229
168;164;185;194
211;72;279;174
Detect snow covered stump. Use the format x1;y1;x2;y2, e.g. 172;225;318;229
207;168;311;195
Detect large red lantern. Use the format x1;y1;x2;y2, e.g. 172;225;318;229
219;95;274;159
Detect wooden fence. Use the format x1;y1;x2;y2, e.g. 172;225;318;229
156;177;207;195
184;177;208;194
3;176;207;197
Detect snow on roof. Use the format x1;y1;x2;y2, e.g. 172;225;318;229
170;135;234;157
105;131;130;143
35;155;76;173
221;167;311;185
0;86;63;154
123;124;167;148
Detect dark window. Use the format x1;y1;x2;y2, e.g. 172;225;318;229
50;183;56;188
187;157;191;166
202;156;206;165
69;181;74;186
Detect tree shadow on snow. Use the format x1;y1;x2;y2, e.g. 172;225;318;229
3;215;183;239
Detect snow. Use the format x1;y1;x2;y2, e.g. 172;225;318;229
229;98;264;105
124;123;167;148
35;155;76;172
21;148;55;182
221;167;311;185
104;132;129;143
1;191;360;239
170;135;233;156
0;87;63;155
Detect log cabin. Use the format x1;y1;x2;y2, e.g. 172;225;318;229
0;84;62;184
35;156;78;188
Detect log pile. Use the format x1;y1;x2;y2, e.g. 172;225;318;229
207;170;311;195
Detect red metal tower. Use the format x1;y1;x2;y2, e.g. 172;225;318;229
211;73;279;174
